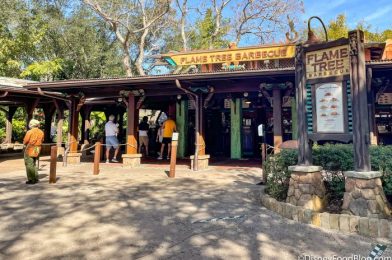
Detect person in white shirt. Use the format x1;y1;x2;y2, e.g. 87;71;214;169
105;115;120;163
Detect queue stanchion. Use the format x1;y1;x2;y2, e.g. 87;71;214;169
49;145;57;183
93;142;101;175
169;133;179;178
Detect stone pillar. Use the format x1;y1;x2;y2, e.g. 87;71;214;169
286;166;326;211
67;98;81;164
342;172;391;217
230;98;242;159
176;100;188;158
122;93;142;167
272;87;283;153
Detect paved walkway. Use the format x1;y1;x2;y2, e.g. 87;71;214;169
0;156;391;259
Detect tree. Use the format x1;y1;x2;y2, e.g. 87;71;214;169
0;0;48;78
327;14;349;40
83;0;171;76
231;0;304;44
32;0;124;80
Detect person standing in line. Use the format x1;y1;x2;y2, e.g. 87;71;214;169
23;119;44;184
158;116;176;160
105;114;120;163
138;116;150;156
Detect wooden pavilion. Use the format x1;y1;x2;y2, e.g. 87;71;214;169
1;39;391;170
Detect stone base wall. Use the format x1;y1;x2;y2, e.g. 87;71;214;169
66;153;82;164
260;192;392;239
342;177;391;218
286;171;326;212
190;155;210;170
122;154;142;168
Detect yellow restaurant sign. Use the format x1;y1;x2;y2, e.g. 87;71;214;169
306;45;350;80
164;45;296;66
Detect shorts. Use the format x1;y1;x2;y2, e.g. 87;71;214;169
106;136;119;149
162;137;172;144
139;136;149;147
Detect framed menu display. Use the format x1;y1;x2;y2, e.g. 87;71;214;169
315;82;345;133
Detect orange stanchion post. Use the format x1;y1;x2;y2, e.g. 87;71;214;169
49;146;57;184
169;133;179;178
93;142;101;175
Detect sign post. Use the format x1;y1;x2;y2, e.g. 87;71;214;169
169;133;179;178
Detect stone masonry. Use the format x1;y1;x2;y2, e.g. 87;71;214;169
342;176;391;218
286;166;326;212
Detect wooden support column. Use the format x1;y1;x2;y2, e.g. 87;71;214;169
4;106;17;143
349;30;371;172
176;100;188;158
66;97;82;164
43;105;55;143
291;98;298;140
53;100;64;148
123;93;141;167
168;102;176;120
230;98;242;159
367;68;378;145
69;98;79;153
118;109;125;143
273;87;283;153
198;94;206;156
295;45;312;165
25;98;40;129
126;94;137;151
81;106;92;144
190;93;209;170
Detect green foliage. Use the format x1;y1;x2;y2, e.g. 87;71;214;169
12;107;27;142
0;0;124;80
0;109;5;142
20;59;63;81
327;14;349;40
89;112;106;141
190;9;229;50
264;144;392;202
264;149;297;201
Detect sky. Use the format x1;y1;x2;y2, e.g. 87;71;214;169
303;0;392;31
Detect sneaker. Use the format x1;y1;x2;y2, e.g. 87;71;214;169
111;158;119;163
106;160;110;164
25;180;35;185
157;156;163;160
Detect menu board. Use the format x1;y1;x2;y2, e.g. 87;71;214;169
315;82;344;133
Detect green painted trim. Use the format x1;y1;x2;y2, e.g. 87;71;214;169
291;98;298;140
231;98;242;159
176;100;188;158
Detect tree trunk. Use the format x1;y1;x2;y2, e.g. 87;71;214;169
122;47;133;77
135;29;149;76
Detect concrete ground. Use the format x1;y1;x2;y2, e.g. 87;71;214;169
0;154;391;260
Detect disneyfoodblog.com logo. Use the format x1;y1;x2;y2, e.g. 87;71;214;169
298;255;391;260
